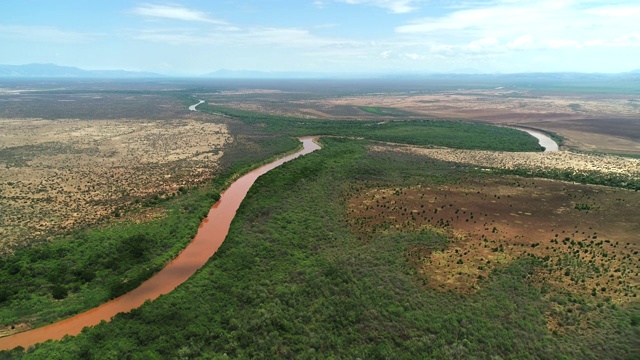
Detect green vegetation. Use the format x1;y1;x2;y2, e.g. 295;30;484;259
0;123;299;331
574;203;593;211
9;138;638;359
0;179;218;327
492;167;640;191
358;106;410;117
201;104;543;152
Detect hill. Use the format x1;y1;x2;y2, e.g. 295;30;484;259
0;63;161;78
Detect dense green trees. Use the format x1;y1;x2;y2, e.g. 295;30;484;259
0;123;299;330
3;97;635;358
8;138;638;359
201;104;543;152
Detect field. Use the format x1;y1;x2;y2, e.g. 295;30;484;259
1;78;639;358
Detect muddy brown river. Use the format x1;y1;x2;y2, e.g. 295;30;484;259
0;137;321;351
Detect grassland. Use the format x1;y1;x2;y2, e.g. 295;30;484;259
358;106;410;117
371;143;640;190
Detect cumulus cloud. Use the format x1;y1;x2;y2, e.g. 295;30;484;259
395;1;640;50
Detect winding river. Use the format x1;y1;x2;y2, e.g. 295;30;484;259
189;100;205;111
511;127;559;152
0;137;321;351
0;113;558;351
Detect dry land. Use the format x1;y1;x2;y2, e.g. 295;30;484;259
212;88;640;155
371;144;640;177
0;115;230;253
347;144;640;333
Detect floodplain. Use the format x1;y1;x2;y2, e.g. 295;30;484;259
0;77;639;358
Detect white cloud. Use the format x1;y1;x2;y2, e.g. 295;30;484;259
0;25;95;43
337;0;421;13
133;26;357;50
608;33;640;47
395;1;640;52
585;6;640;17
542;39;582;49
507;35;533;49
131;4;226;24
467;37;499;52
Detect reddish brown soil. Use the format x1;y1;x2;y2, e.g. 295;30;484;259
347;176;640;305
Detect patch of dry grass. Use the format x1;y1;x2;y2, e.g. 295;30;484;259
347;175;640;331
0;117;230;253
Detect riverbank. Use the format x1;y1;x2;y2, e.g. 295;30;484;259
509;126;559;152
0;137;320;350
11;137;636;359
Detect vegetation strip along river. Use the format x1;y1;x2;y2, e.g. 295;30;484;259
0;137;321;351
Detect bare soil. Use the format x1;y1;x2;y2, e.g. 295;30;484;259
0;115;230;253
347;167;640;332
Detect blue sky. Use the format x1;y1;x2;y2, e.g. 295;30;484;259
1;0;639;75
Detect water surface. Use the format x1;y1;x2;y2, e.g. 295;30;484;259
512;127;559;152
0;137;321;350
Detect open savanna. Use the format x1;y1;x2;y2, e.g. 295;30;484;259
0;116;230;253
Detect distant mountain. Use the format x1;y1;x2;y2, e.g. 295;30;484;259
0;63;162;78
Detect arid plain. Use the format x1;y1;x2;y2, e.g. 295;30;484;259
0;111;229;253
210;85;640;155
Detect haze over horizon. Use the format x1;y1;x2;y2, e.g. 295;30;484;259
1;0;639;76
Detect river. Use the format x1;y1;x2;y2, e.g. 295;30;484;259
0;137;321;351
511;127;559;152
188;100;205;111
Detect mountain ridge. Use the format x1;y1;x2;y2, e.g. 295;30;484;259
0;63;162;78
1;63;639;79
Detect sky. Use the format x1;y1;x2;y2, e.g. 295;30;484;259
1;0;639;75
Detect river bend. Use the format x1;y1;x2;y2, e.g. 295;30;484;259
0;137;321;351
511;127;559;152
